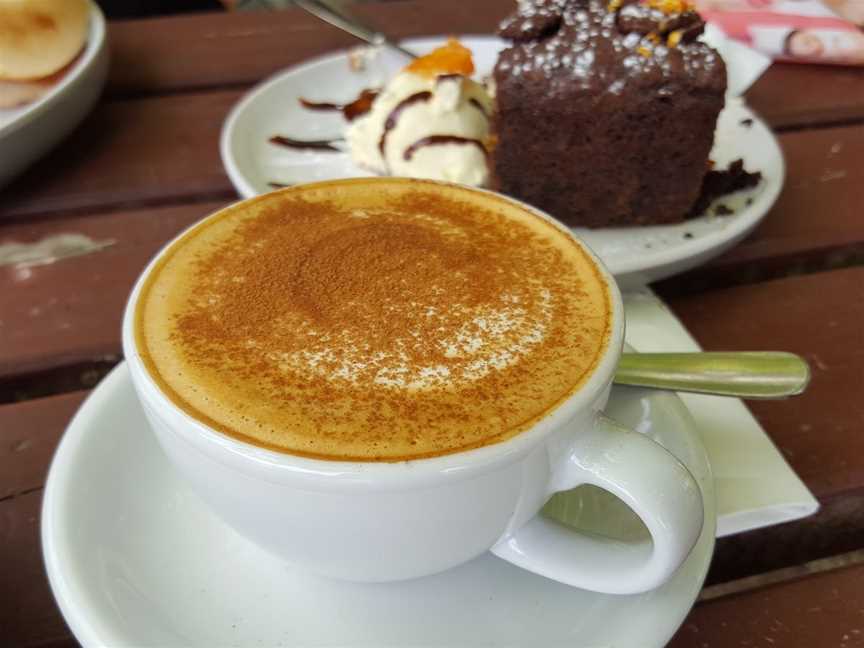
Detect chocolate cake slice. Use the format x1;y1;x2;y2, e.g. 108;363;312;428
493;0;727;227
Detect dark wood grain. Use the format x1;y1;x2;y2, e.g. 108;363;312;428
106;1;512;96
0;391;87;498
717;122;864;270
0;94;239;221
669;561;864;647
0;491;72;648
748;64;864;131
0;392;81;647
0;202;226;379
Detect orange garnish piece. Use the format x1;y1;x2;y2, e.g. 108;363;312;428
405;38;475;77
667;30;684;47
640;0;695;14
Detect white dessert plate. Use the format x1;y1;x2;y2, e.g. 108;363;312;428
43;362;714;647
0;0;109;190
221;34;783;286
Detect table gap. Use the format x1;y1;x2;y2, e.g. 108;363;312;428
701;547;864;602
0;190;239;227
0;360;118;405
774;116;864;134
655;243;864;298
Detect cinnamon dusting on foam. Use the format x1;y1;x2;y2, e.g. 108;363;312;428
136;181;611;462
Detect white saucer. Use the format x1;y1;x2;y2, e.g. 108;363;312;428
43;363;714;647
220;34;783;285
0;0;109;189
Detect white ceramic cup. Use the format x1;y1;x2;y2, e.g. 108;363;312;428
122;181;703;594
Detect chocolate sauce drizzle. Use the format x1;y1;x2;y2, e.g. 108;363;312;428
378;91;433;157
403;135;487;161
436;73;464;84
298;99;341;111
298;88;379;122
269;135;343;152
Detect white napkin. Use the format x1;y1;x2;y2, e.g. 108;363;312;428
623;287;818;537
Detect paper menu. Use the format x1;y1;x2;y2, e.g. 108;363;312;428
696;0;864;66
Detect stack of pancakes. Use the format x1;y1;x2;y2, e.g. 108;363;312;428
0;0;90;108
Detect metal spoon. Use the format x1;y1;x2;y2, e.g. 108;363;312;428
294;0;418;59
614;352;810;399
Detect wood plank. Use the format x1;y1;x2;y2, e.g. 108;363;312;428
0;491;73;648
0;201;226;378
748;63;864;131
103;5;864;129
0;392;86;498
723;123;864;271
0;93;239;221
669;561;864;647
105;1;512;96
661;122;864;295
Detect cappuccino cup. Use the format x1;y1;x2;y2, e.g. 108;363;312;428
122;178;702;593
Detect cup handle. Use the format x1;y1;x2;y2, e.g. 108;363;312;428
491;414;704;594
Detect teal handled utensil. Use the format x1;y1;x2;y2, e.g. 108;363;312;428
614;352;810;399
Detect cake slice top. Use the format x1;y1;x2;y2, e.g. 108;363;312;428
496;0;726;97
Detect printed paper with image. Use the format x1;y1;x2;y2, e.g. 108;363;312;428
695;0;864;65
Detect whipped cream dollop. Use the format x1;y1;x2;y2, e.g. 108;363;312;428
346;41;494;186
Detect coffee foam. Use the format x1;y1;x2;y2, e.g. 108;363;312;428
136;180;611;461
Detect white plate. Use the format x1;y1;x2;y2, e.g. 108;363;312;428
43;363;714;647
0;1;108;190
221;35;784;285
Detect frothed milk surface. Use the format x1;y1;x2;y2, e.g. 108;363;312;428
136;180;611;461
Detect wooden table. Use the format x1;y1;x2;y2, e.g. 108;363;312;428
1;2;863;645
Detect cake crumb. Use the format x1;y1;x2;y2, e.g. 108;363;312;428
687;159;762;218
715;204;733;216
740;118;754;128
